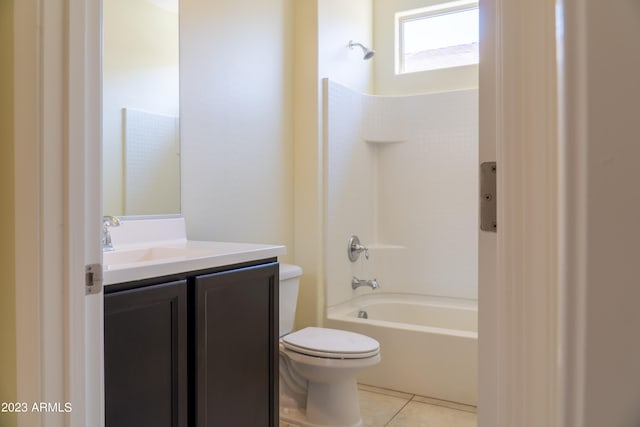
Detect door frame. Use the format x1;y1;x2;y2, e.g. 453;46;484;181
14;0;103;426
69;0;105;425
479;0;561;426
16;0;572;426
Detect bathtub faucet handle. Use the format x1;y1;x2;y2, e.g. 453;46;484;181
348;235;369;262
355;244;369;260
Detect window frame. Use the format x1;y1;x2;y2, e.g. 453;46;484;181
396;0;480;75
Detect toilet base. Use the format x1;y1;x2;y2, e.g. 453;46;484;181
306;379;362;426
279;367;365;427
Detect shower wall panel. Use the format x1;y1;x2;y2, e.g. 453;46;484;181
324;80;377;307
325;80;478;307
374;90;478;300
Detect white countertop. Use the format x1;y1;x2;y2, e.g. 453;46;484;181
102;217;286;285
103;240;285;285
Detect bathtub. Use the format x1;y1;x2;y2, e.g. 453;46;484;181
325;293;477;406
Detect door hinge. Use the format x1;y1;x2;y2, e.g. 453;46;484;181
480;162;497;232
85;263;103;295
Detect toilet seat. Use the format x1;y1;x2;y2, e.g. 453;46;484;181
282;327;380;359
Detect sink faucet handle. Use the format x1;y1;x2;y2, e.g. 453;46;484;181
103;215;121;227
102;216;121;251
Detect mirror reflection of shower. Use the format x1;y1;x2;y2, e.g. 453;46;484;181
348;40;375;60
102;0;180;217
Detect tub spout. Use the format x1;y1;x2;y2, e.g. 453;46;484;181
352;277;380;290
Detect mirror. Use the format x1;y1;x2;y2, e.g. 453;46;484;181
102;0;180;216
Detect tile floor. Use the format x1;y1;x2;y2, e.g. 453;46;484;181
280;384;477;427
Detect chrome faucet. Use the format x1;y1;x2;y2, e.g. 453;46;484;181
102;216;121;251
351;276;380;290
348;235;369;262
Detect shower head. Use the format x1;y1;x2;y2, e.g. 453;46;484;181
349;40;375;60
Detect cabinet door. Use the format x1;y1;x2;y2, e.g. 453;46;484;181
105;280;188;427
194;263;279;427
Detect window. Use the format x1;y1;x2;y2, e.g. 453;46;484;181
397;1;479;74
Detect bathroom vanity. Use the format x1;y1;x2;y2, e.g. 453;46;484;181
102;217;285;427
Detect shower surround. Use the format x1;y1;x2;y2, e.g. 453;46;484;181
323;79;478;404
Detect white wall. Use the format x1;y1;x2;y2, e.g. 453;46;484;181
318;0;374;94
373;0;478;95
103;0;179;215
560;1;640;425
293;0;374;328
292;0;322;327
325;81;478;307
180;0;294;253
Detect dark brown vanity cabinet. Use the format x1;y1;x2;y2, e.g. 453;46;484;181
194;263;279;427
104;261;278;427
104;279;188;427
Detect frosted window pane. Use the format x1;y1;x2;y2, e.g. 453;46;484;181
401;8;479;73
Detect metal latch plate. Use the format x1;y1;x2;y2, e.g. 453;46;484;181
480;162;497;232
85;263;103;295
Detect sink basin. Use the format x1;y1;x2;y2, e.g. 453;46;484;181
101;216;287;285
104;246;210;267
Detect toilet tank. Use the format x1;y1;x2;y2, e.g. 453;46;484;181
279;264;303;337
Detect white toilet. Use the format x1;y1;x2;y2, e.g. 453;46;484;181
279;264;381;427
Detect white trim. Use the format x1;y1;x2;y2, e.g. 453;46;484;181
396;0;479;19
480;0;560;425
15;0;69;424
556;1;588;424
14;0;43;424
68;0;104;425
477;0;500;423
558;0;640;421
14;1;100;425
40;3;67;421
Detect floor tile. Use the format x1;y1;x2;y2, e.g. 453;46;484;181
412;395;477;413
358;387;411;427
358;383;414;400
279;383;476;427
386;400;477;427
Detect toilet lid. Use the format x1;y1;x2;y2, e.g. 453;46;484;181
282;327;380;359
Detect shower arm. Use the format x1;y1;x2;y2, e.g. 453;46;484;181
348;40;375;60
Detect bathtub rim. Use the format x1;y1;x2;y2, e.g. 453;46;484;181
326;292;478;339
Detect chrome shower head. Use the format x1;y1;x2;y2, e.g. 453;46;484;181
349;40;375;60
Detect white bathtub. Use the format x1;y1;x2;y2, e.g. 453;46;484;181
325;293;477;406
